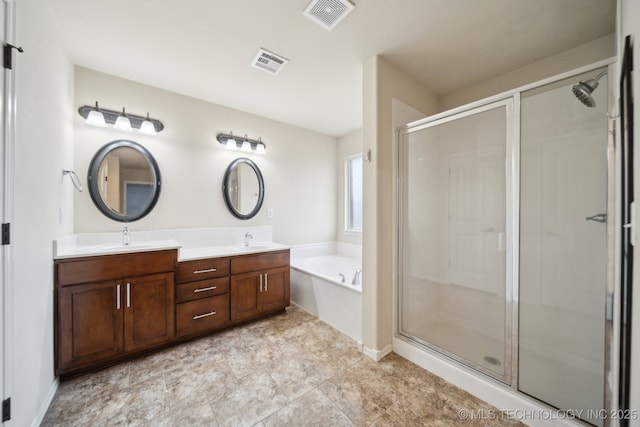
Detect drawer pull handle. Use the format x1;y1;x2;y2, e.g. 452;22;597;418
193;286;217;293
116;284;121;310
265;274;268;291
193;311;216;320
193;268;217;274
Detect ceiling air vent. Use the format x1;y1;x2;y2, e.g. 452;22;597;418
303;0;354;31
250;48;289;75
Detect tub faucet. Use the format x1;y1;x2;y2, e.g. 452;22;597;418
338;273;345;283
352;269;361;286
123;226;131;246
244;232;253;247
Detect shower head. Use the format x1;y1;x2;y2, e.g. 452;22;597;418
572;70;607;108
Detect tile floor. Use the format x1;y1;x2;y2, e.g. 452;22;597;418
42;304;522;426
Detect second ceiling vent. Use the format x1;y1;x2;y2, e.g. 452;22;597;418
250;48;289;75
303;0;355;31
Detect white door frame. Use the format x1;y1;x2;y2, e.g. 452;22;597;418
2;0;17;421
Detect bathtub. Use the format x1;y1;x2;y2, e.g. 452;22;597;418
290;243;362;342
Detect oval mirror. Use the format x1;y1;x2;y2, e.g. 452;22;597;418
87;140;161;222
222;157;264;220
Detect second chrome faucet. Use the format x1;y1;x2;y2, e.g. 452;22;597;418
123;226;131;246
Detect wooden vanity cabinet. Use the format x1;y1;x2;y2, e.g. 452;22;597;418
55;247;290;377
175;257;231;337
230;251;290;322
55;250;176;376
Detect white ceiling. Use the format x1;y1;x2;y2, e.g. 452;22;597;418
46;0;615;137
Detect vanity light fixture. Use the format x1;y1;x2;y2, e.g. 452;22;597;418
217;133;266;154
78;102;165;134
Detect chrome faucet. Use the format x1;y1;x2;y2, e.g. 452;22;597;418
352;269;361;286
123;226;131;246
244;232;253;247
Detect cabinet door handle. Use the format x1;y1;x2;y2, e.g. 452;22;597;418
265;274;268;291
259;274;263;292
116;284;121;310
194;268;217;274
126;283;131;308
193;311;216;320
193;286;217;293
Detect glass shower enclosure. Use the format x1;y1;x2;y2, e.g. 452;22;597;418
397;67;610;426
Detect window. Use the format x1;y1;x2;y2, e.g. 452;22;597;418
346;154;363;232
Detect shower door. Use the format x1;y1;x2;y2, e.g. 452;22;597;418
398;66;611;425
398;100;514;383
519;71;609;426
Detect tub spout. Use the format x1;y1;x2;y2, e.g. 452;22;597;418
351;269;361;286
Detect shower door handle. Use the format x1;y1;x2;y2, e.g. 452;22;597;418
623;202;636;246
586;213;607;223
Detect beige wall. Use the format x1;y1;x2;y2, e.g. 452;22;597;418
337;129;362;245
362;55;440;356
441;34;615;111
74;67;337;246
12;0;75;424
621;0;640;423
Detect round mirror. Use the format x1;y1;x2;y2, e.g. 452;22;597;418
222;157;264;220
87;140;161;222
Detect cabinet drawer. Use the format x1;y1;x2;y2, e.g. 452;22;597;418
56;250;177;286
176;294;229;336
176;258;229;283
176;277;229;303
230;250;290;275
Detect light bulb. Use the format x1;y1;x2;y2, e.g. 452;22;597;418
86;110;106;127
226;137;237;150
255;142;266;154
86;102;106;127
114;108;131;131
139;113;156;135
241;140;252;152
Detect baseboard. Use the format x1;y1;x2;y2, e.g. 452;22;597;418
362;343;393;361
30;378;58;427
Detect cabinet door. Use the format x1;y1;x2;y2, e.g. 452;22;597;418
58;281;123;372
230;272;261;322
124;272;175;352
261;266;290;313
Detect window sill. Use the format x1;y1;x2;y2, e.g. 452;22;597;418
343;229;362;235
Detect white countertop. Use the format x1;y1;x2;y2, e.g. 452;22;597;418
54;228;289;261
178;242;290;261
53;239;183;259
